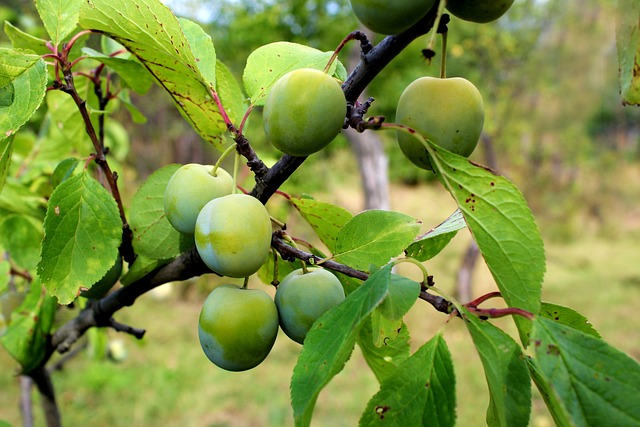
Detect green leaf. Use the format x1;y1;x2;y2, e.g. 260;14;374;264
35;0;84;45
531;316;640;427
0;214;42;271
0;260;10;294
45;90;88;151
359;332;456;427
80;47;153;94
3;22;50;55
370;311;403;347
79;0;228;150
289;196;353;253
51;157;81;188
291;263;391;427
461;308;531;427
0;180;47;218
243;41;345;106
357;316;411;383
119;254;171;286
129;164;193;259
0;135;13;194
178;18;216;87
0;280;57;373
377;273;420;321
616;0;640;105
540;302;600;338
527;357;575;427
37;171;122;304
334;210;421;271
429;143;544;343
215;60;247;126
334;271;363;295
405;209;466;261
0;48;48;140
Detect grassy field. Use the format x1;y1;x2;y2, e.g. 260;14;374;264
1;182;639;427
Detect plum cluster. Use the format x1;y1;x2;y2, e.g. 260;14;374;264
197;268;345;372
163;165;345;371
348;0;514;35
162;0;516;370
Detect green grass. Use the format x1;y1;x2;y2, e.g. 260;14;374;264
1;183;639;427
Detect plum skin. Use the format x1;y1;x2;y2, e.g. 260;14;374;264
275;268;345;344
446;0;515;23
198;285;279;371
164;164;234;235
348;0;436;35
194;194;272;278
263;68;346;157
396;76;484;170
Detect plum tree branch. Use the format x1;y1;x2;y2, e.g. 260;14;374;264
272;232;368;281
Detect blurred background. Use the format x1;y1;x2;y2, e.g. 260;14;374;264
1;0;639;426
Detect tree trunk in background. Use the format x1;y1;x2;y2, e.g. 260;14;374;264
346;36;391;211
455;134;496;302
346;130;391;210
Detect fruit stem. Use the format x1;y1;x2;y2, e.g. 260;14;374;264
393;257;430;285
440;30;448;79
323;30;372;74
212;144;236;177
271;250;280;287
425;0;448;68
232;150;241;194
281;233;309;274
242;277;249;289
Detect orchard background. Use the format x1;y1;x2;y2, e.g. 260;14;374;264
1;0;640;426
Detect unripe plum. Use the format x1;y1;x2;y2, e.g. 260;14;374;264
348;0;436;35
195;194;272;278
198;284;279;371
396;76;484;170
80;255;123;299
263;68;346;157
275;268;345;344
164;164;234;235
446;0;515;24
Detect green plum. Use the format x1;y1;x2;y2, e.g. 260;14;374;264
198;284;279;371
164;164;234;235
195;194;272;278
80;255;123;299
263;68;346;157
275;268;345;344
396;76;484;170
348;0;436;35
446;0;515;23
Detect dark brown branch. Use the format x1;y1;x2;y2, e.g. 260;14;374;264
51;246;209;354
419;290;454;315
273;232;455;316
272;232;368;281
232;127;269;179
